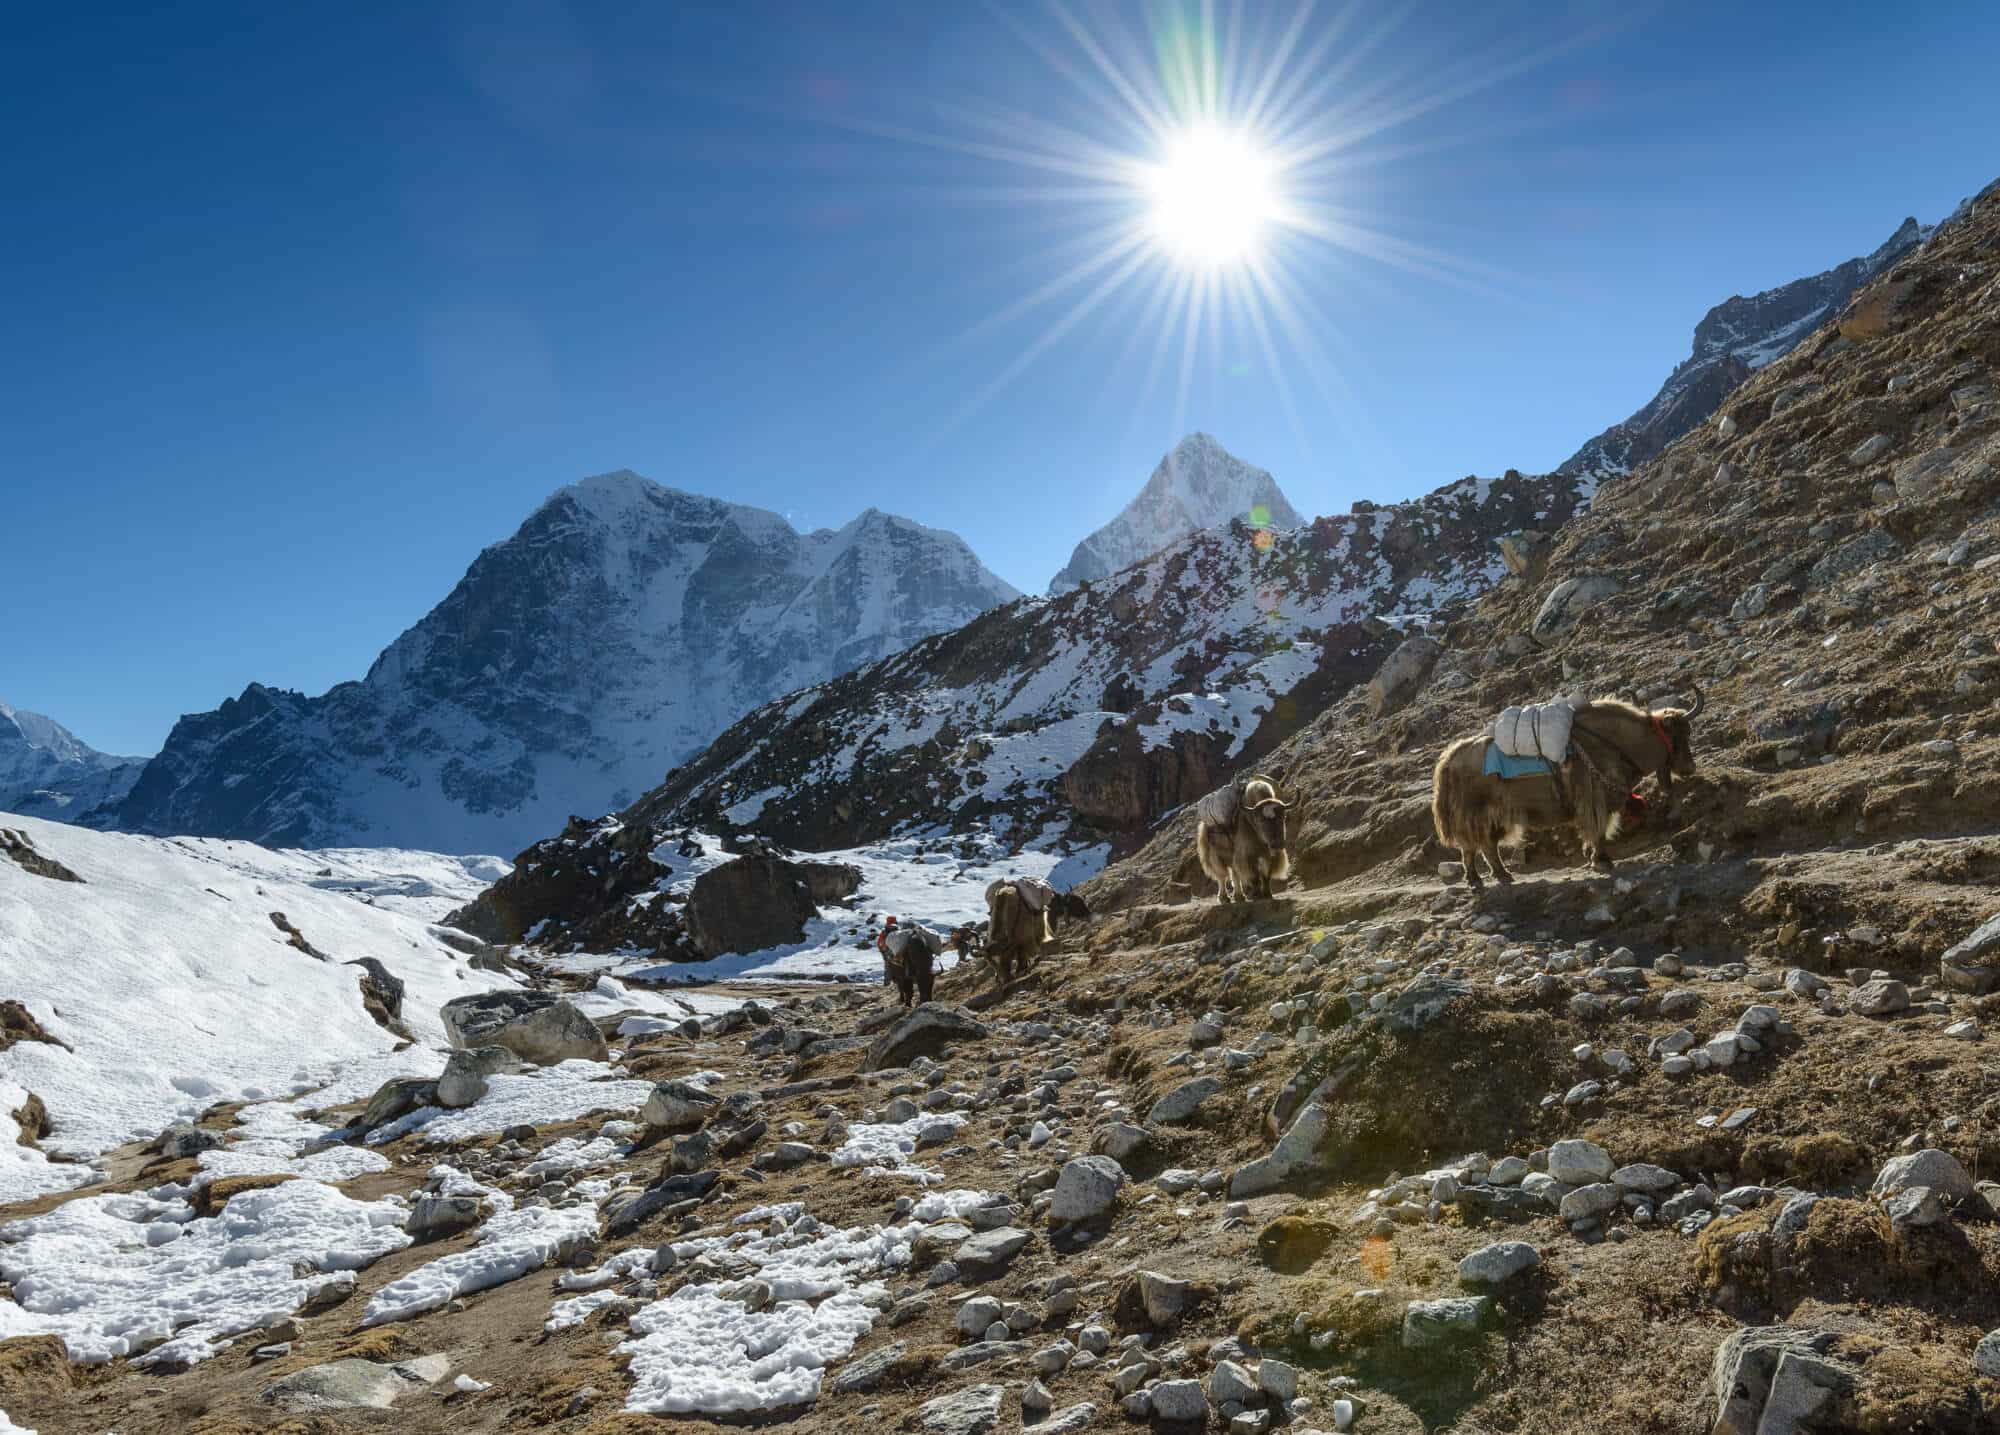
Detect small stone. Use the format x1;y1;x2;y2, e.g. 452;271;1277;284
1148;1077;1223;1125
1885;1185;1949;1231
1402;1296;1490;1347
1874;1149;1974;1202
1209;1360;1260;1405
1850;979;1910;1016
1975;1330;2000;1379
1559;1183;1621;1223
1149;1379;1208;1423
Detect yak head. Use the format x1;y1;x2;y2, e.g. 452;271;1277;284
1050;891;1091;927
1241;776;1293;852
1653;684;1705;779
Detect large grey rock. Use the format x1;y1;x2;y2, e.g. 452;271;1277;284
262;1355;452;1412
156;1123;224;1159
1402;1297;1490;1347
1940;913;2000;994
405;1193;483;1241
642;1078;721;1132
1975;1329;2000;1379
1546;1138;1614;1185
1709;1326;1855;1435
436;1045;517;1109
1148;1076;1223;1125
1559;1183;1621;1222
1023;1404;1097;1434
956;1226;1030;1269
1048;1156;1125;1224
1133;1270;1198;1326
1532;574;1621;647
1229;1102;1329;1197
863;1005;990;1073
919;1383;1005;1435
1848;979;1909;1017
1096;1122;1151;1161
1367;636;1442;716
685;855;818;958
358;1077;437;1133
1892;446;1960;501
1612;1163;1679;1194
831;1341;908;1394
1148;1379;1208;1423
439;990;607;1065
1458;1240;1541;1287
1208;1359;1260;1404
1873;1148;1974;1203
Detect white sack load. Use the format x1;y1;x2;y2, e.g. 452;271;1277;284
984;877;1055;912
1494;699;1576;762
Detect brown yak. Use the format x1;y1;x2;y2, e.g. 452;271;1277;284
1432;688;1703;889
1195;774;1296;902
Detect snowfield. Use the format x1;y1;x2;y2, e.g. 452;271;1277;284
0;813;513;1203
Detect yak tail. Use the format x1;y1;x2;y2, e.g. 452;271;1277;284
991;885;1021;941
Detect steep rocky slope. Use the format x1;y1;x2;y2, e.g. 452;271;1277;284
1050;433;1304;593
100;475;1019;853
0;703;144;822
1558;216;1931;485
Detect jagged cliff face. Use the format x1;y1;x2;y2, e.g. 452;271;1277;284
105;474;1020;853
1049;433;1304;593
618;464;1592;857
1560;217;1929;483
0;702;145;821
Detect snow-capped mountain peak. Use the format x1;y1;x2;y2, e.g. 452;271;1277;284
1048;433;1303;592
102;476;1021;853
0;700;147;821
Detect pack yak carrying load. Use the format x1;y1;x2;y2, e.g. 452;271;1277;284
877;915;948;1008
1431;687;1704;890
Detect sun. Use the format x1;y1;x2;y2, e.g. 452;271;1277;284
1141;124;1282;269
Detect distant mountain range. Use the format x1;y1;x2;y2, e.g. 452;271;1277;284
0;702;146;822
6;197;1950;858
96;475;1019;852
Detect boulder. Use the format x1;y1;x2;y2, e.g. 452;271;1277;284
1095;1122;1151;1162
1499;529;1553;580
1048;1156;1125;1225
1023;1404;1097;1435
863;1005;991;1072
1402;1297;1490;1347
1559;1183;1621;1222
1458;1240;1540;1287
156;1122;224;1159
1208;1359;1259;1405
684;855;818;958
918;1383;1005;1435
1148;1077;1222;1125
956;1226;1031;1270
1367;637;1442;717
1709;1326;1855;1435
642;1079;721;1132
1940;913;2000;994
831;1341;908;1394
1120;1269;1205;1328
405;1194;483;1241
1836;277;1915;340
1228;1102;1330;1197
1975;1329;2000;1380
1382;976;1470;1034
1848;979;1909;1017
436;1045;518;1109
1148;1379;1208;1423
262;1356;452;1412
439;991;607;1065
1872;1148;1974;1203
1892;447;1959;502
357;1078;437;1134
1531;574;1621;648
1547;1139;1615;1185
799;860;863;904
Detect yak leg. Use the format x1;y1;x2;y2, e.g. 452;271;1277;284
1458;845;1484;891
1481;832;1514;885
916;961;935;1005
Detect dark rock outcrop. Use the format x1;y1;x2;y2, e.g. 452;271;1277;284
683;855;817;959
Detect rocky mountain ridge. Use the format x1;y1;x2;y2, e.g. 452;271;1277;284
1558;215;1932;484
97;474;1020;853
0;701;145;823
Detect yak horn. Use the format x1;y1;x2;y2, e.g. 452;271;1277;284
1684;683;1705;718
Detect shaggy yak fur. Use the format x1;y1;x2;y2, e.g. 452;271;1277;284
1196;775;1296;903
878;922;948;1007
978;882;1089;984
1432;689;1703;889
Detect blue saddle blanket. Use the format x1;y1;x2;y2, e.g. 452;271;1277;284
1485;745;1556;780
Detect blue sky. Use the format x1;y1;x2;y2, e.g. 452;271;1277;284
6;1;1996;756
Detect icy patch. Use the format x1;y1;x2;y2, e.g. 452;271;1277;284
546;1287;628;1332
0;1180;409;1366
0;1408;35;1434
364;1061;654;1146
830;1115;967;1171
909;1188;1006;1221
524;1135;629;1180
619;1209;927;1414
362;1203;601;1326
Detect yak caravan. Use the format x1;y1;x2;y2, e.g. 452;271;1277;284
8;6;2000;1433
